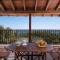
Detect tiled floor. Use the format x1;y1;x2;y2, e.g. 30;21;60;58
0;51;59;60
6;52;54;60
0;44;60;60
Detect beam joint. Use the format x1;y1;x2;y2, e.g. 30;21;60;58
10;0;15;11
0;1;5;11
35;0;37;11
23;0;26;11
55;0;60;10
45;0;49;11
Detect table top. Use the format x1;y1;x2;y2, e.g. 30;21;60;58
6;42;60;53
14;43;54;53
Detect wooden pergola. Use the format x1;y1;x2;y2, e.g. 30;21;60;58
0;0;60;42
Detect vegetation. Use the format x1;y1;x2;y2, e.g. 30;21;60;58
31;30;60;44
0;26;17;44
0;25;60;44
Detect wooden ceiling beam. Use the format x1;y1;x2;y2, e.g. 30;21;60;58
35;0;37;11
23;0;26;11
0;2;5;11
10;0;15;11
0;10;60;14
45;0;50;11
0;13;60;16
55;0;60;10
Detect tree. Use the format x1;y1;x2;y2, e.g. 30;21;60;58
5;30;17;43
0;25;4;43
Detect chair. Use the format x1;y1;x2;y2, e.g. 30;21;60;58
4;43;16;52
49;48;60;60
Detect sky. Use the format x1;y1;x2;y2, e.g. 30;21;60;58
0;16;60;30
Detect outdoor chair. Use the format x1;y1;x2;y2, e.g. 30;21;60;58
49;48;60;60
14;42;46;60
15;51;45;60
4;43;16;52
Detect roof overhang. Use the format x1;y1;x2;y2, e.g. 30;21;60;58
0;0;60;16
0;10;60;16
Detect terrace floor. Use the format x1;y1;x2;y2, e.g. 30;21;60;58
0;44;60;60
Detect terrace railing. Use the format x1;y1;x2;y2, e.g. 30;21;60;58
0;29;60;44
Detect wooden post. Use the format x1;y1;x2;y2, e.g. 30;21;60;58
29;13;31;42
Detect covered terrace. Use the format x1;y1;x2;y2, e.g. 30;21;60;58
0;0;60;60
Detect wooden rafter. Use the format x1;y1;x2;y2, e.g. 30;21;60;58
0;2;5;11
58;14;60;16
10;0;15;11
23;0;26;11
35;0;37;11
0;10;60;14
45;0;50;11
55;0;60;10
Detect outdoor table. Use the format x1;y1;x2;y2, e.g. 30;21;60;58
0;48;10;60
6;43;54;60
14;43;54;60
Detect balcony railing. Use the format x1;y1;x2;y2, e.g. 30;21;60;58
0;29;60;44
